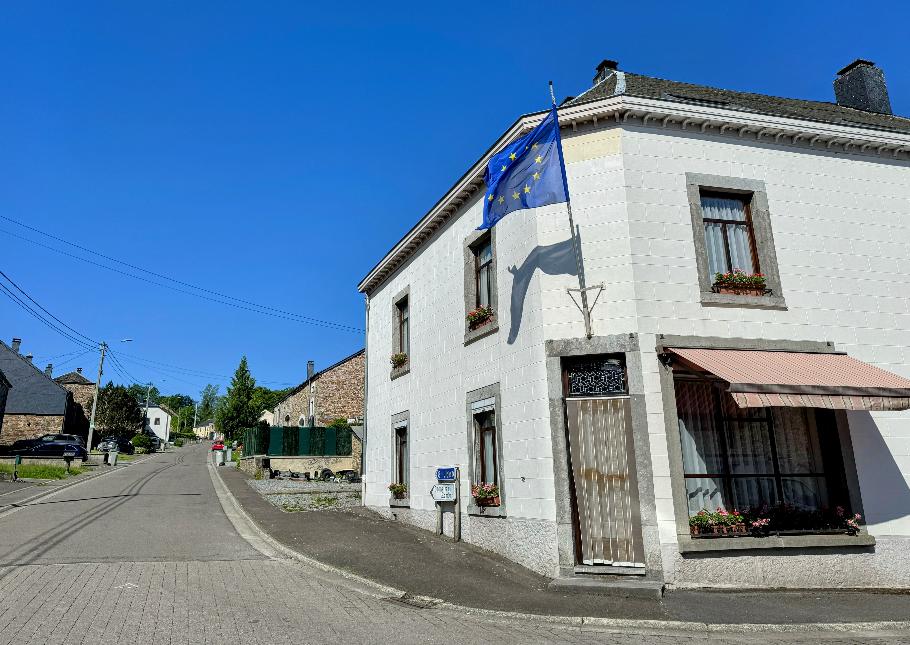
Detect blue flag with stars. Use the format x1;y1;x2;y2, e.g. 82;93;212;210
478;106;569;230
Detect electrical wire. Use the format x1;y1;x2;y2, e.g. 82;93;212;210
1;219;364;333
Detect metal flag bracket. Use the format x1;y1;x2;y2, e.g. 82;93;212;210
567;283;605;339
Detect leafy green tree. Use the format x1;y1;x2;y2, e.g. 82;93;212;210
126;383;160;407
96;383;143;442
197;384;220;424
215;357;258;440
160;393;194;413
249;386;289;417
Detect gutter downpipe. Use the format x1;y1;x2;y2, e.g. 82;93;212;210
362;294;369;476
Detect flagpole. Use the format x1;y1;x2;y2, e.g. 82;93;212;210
550;81;593;339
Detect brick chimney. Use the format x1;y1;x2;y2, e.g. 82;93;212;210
76;367;83;374
11;338;21;353
24;353;33;364
45;363;53;377
307;361;315;381
834;59;892;115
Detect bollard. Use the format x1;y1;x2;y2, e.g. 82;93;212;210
13;455;20;481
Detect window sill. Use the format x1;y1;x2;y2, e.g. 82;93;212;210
389;496;410;508
700;291;787;310
678;532;875;553
464;321;499;346
467;503;506;518
390;365;410;381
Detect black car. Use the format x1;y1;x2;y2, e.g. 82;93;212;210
97;436;135;455
12;434;88;460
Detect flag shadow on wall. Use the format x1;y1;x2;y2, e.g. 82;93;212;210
506;236;578;345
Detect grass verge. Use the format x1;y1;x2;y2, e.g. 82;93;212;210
0;463;83;479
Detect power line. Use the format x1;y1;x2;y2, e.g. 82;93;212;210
1;218;364;333
0;281;95;351
0;269;97;345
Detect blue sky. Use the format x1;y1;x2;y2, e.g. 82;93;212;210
1;1;908;398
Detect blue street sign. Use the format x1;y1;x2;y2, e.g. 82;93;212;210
435;467;456;482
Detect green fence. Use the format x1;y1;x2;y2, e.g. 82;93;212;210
240;426;353;457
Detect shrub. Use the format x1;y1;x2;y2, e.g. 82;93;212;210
390;353;408;368
174;438;184;447
131;434;152;450
388;483;407;498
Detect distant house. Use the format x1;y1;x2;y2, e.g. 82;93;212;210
0;369;11;435
193;419;216;440
272;349;364;428
54;367;95;439
0;338;73;444
144;403;175;443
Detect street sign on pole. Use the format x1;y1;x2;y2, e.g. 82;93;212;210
435;467;456;482
430;483;456;502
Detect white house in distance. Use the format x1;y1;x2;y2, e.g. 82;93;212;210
144;403;174;443
358;58;910;593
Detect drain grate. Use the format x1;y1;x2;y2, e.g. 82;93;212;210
383;594;442;610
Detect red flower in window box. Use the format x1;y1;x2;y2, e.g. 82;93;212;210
471;483;500;506
712;269;768;296
466;306;494;329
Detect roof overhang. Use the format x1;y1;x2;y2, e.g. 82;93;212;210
358;94;910;295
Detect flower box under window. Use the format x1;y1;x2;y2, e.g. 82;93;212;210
711;269;770;297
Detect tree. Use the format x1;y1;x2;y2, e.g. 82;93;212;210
160;393;194;413
126;383;160;407
171;404;196;434
95;383;143;442
215;357;258;440
249;386;287;417
197;384;220;424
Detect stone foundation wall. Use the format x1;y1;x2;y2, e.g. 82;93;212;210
0;415;65;444
238;455;358;477
663;536;910;589
369;505;560;578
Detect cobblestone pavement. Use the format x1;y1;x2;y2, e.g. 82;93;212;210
0;446;905;645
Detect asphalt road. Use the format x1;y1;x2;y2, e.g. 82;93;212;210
0;444;904;644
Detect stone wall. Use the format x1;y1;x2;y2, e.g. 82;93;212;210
238;454;358;477
274;352;364;427
0;414;65;444
61;383;94;423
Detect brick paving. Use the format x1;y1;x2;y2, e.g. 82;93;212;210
0;445;904;644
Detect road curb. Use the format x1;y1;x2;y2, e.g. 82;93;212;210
0;453;156;519
209;465;910;635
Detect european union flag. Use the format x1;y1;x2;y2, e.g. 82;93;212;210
478;106;569;230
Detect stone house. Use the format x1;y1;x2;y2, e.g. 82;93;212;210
357;58;910;591
0;338;73;444
272;349;365;428
55;367;95;438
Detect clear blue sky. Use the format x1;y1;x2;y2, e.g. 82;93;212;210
2;1;908;398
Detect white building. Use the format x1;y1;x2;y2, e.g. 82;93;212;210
144;403;174;443
357;59;910;592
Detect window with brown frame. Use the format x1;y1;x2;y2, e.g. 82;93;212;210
397;296;409;356
394;425;409;486
475;410;497;486
700;191;760;276
674;378;851;520
474;236;493;309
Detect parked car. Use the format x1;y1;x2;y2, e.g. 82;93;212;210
148;435;162;451
97;436;135;455
11;435;88;461
211;441;225;451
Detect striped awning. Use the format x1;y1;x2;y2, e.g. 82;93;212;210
668;348;910;411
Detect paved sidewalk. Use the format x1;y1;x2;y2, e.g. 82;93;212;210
219;466;910;626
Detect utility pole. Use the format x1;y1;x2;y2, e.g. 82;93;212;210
143;382;152;434
193;401;198;432
86;341;108;452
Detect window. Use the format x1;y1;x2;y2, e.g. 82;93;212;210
700;192;759;276
674;378;849;519
685;173;786;309
154;418;160;426
474;237;493;308
397;297;409;356
394;425;409;487
475;410;497;485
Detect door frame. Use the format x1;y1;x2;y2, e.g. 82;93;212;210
545;334;664;581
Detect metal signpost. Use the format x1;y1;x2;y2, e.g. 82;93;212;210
433;466;460;542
